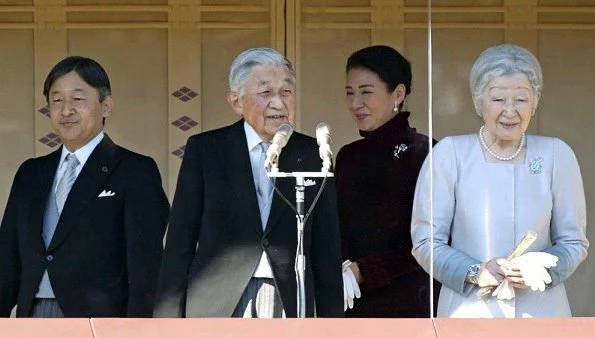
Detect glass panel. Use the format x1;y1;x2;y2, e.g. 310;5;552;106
422;0;595;318
326;0;434;319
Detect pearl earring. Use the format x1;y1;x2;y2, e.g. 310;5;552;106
393;101;399;114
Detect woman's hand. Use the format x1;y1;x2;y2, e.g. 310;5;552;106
349;262;363;284
501;263;527;289
506;252;558;291
342;260;362;311
476;258;507;288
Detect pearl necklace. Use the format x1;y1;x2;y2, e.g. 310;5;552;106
478;125;525;161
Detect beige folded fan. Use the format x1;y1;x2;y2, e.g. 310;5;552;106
476;231;537;299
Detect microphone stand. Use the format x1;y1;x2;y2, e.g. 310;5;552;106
266;167;333;319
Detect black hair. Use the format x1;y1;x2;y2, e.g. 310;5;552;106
346;45;412;109
43;56;111;103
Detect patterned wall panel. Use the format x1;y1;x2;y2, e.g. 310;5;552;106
1;0;595;316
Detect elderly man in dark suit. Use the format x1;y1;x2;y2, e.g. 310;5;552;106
0;56;169;317
154;48;343;318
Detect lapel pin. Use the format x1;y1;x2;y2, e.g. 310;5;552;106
530;157;543;174
393;144;408;158
102;166;109;172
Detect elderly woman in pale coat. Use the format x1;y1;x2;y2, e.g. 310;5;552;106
410;44;588;318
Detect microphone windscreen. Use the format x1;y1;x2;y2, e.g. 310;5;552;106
275;123;294;148
315;122;331;146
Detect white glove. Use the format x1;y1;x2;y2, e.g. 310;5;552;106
342;260;361;311
509;252;558;292
492;277;515;300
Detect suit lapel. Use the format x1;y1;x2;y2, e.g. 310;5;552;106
264;137;304;236
29;149;62;252
215;120;263;236
48;135;121;251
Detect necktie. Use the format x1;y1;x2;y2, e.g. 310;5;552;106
55;154;80;214
257;142;274;228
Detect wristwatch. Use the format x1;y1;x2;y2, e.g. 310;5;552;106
467;264;480;285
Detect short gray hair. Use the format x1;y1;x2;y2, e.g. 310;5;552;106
228;48;296;96
470;44;543;112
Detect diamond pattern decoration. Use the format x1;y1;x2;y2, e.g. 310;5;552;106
171;87;198;102
38;132;62;148
172;115;199;131
38;105;50;117
172;145;186;159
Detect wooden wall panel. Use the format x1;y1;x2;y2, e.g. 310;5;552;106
298;28;370;155
537;30;595;316
200;29;271;133
68;29;169;189
0;30;35;209
431;29;505;139
1;0;595;317
403;28;429;136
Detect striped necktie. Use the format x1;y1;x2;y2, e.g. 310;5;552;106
257;142;273;228
55;154;80;214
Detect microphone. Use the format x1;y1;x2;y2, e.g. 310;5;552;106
316;122;333;172
264;123;294;170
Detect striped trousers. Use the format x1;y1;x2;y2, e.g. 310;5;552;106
30;298;64;318
232;278;286;318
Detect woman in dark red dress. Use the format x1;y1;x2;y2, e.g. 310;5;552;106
336;45;436;317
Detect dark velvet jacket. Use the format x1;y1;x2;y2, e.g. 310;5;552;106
335;111;437;317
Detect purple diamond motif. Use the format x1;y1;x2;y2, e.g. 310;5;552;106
172;145;186;159
38;132;62;148
171;115;199;131
171;86;198;102
38;105;50;117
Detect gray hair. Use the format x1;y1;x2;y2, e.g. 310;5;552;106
228;48;296;97
469;44;543;113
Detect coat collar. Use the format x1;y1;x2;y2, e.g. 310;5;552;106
47;134;121;251
215;120;306;237
216;120;264;236
263;131;304;236
28;149;62;252
358;111;415;145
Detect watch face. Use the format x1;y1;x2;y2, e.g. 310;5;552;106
469;264;480;284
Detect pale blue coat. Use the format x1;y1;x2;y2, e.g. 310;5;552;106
411;134;588;318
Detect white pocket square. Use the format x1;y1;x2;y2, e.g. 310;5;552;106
304;179;317;187
98;190;116;197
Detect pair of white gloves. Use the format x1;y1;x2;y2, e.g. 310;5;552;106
342;260;361;311
491;252;559;300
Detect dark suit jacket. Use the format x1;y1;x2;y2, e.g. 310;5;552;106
154;120;343;318
0;135;169;317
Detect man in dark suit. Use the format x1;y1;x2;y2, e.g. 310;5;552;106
0;56;169;317
154;48;343;318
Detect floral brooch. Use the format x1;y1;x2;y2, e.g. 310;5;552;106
530;157;543;174
393;144;408;158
